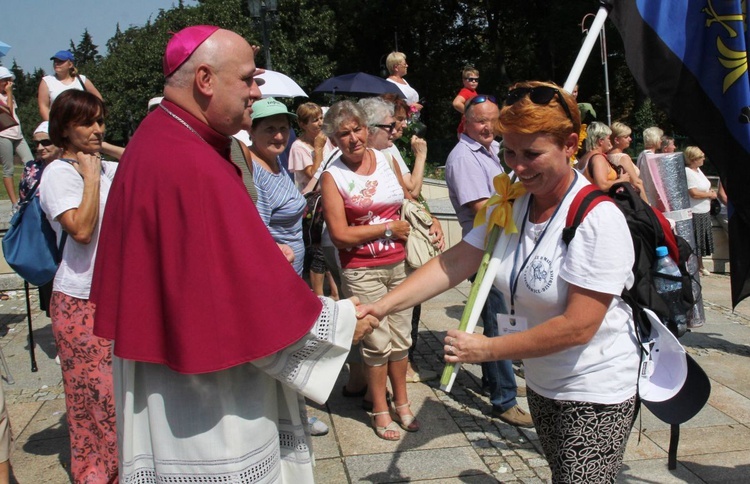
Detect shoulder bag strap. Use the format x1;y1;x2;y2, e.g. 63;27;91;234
311;148;340;192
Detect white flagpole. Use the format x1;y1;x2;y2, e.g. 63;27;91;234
564;5;611;93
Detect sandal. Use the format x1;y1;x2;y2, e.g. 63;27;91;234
391;401;420;432
370;411;401;441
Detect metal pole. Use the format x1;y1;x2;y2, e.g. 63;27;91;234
261;6;272;71
24;281;37;373
565;5;610;93
601;27;612;125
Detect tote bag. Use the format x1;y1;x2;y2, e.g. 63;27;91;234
2;183;66;286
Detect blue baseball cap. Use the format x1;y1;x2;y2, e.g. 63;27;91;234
50;51;75;62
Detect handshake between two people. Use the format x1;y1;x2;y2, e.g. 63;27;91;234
349;296;380;345
354;298;489;365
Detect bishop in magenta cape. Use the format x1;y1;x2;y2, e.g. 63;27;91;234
90;99;323;373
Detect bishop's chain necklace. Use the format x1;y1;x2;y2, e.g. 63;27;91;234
160;104;208;145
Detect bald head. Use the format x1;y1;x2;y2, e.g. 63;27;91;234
164;29;262;135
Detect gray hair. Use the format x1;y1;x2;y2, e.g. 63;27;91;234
358;97;394;136
643;126;664;150
660;135;675;151
322;100;367;137
585;121;612;151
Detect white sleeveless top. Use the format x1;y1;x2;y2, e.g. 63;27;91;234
386;78;420;105
43;75;88;105
324;149;406;268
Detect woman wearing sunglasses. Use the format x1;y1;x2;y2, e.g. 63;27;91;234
321;99;419;441
358;81;639;482
17;122;63;315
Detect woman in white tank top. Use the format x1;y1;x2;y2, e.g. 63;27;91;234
37;50;102;121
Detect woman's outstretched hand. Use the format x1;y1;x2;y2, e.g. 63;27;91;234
355;301;385;322
444;329;493;364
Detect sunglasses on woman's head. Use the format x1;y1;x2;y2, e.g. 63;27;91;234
504;86;574;123
466;95;497;109
35;139;54;147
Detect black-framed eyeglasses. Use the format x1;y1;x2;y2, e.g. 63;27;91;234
373;122;397;133
34;139;54;147
466;95;497;109
465;77;479;82
504;86;574;123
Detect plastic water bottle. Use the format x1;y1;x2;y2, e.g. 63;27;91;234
653;246;688;336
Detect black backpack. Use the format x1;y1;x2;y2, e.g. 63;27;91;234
562;182;695;339
562;182;704;471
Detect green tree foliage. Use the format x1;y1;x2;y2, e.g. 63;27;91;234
9;0;678;155
270;1;339;92
70;29;103;73
91;0;262;143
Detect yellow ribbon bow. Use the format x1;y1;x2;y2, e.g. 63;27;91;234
474;173;526;236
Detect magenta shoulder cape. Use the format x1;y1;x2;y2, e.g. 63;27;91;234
90;101;323;374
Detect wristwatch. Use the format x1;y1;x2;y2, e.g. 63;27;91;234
384;223;393;239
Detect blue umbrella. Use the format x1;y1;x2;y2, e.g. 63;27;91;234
313;72;405;98
0;41;10;58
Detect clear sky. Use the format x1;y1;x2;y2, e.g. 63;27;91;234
1;0;198;73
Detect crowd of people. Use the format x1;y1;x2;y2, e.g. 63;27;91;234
573;119;721;276
0;22;728;484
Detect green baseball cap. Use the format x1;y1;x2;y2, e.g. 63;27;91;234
250;97;297;121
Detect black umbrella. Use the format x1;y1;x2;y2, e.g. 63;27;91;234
313;72;405;98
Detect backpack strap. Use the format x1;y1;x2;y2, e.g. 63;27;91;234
561;185;610;246
652;208;680;261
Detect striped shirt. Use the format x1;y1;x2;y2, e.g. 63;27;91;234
253;159;306;275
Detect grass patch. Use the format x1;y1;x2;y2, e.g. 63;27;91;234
0;163;29;202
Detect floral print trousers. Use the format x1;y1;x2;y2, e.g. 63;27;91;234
50;292;118;484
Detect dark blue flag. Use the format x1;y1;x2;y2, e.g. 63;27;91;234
606;0;750;307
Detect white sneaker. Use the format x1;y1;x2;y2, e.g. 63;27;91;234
308;416;329;436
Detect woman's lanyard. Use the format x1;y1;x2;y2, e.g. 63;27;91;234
508;171;578;316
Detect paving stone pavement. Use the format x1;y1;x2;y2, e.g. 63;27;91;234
0;273;749;483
